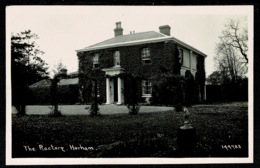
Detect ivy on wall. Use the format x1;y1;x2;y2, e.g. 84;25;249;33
77;40;205;104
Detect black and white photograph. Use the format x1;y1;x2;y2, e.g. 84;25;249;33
5;5;253;165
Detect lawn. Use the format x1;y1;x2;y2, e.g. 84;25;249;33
12;102;248;158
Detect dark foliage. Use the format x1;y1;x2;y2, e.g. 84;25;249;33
58;85;80;104
221;77;248;101
184;70;195;106
150;74;184;107
121;73;142;115
50;75;61;116
206;71;224;85
89;80;100;116
13;85;32;116
29;84;79;105
11;30;48;115
206;71;248;102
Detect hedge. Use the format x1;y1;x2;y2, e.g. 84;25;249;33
29;84;80;105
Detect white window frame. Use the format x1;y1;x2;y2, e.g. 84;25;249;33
93;54;100;69
141;48;151;64
142;80;152;97
114;51;120;66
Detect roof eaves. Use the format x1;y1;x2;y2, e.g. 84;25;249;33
76;34;207;57
171;36;207;57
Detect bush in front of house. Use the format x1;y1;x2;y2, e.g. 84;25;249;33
150;74;184;107
184;70;195;106
58;85;80;104
121;73;142;115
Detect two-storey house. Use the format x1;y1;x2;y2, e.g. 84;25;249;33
76;22;206;105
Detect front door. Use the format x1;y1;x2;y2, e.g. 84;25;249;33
113;78;118;102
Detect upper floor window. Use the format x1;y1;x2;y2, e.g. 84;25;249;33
93;54;100;69
191;54;197;70
179;48;183;65
142;80;152;97
114;51;120;66
141;48;151;64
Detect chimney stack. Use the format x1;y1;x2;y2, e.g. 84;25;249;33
114;22;123;36
159;25;171;36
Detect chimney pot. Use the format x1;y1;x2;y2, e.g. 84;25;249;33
114;22;123;36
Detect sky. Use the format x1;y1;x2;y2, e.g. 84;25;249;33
6;6;253;77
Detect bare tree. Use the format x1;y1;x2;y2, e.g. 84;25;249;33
215;19;248;83
218;19;248;64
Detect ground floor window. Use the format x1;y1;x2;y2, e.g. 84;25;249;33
142;80;152;97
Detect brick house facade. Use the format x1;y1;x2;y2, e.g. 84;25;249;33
76;22;206;105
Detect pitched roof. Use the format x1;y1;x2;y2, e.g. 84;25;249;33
29;79;51;88
77;30;207;57
88;31;166;48
58;78;78;86
29;78;79;88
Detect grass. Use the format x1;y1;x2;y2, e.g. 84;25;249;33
12;102;248;158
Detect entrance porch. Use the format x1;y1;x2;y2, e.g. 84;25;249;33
102;66;125;105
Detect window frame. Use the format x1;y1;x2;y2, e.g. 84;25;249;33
93;53;100;69
142;80;152;97
141;48;151;64
113;51;120;66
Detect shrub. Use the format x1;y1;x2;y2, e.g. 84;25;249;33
184;70;195;106
29;86;51;104
13;85;32;116
48;107;62;118
150;74;184;106
127;104;141;115
122;74;142;115
88;80;101;116
89;102;101;116
58;85;80;104
29;84;80;105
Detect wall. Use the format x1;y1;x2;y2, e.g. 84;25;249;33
78;40;205;104
77;41;180;103
180;47;199;77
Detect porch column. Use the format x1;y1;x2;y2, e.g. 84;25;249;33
105;77;111;104
117;77;122;104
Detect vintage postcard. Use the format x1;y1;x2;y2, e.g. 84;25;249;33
6;5;254;165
